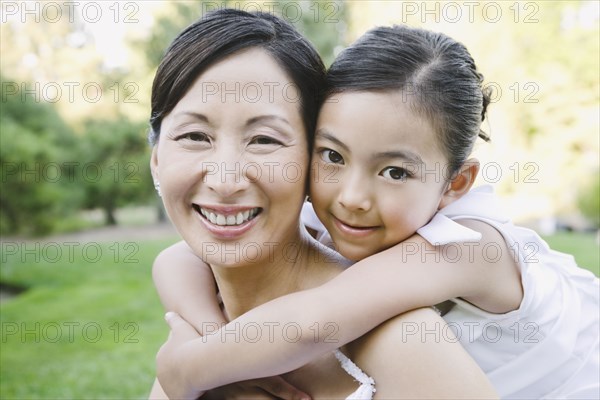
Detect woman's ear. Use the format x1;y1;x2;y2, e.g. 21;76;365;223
150;146;159;183
438;158;480;209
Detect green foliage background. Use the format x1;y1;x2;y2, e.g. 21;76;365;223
1;237;177;398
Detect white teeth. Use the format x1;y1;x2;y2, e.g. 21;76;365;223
198;207;259;226
209;213;217;224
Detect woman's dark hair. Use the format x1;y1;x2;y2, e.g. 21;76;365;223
149;9;326;148
326;25;492;175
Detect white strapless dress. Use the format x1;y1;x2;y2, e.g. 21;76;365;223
334;350;376;399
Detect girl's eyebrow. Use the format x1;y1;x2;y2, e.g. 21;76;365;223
316;128;423;165
374;150;424;165
315;129;350;152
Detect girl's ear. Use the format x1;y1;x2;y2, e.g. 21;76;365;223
438;158;479;209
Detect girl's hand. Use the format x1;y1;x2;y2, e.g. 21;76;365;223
204;377;311;400
156;312;204;400
157;312;311;400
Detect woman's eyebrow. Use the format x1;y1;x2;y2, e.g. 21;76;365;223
173;111;210;123
315;129;350;153
246;115;291;128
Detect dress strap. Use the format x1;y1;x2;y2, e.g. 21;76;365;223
417;213;482;245
334;349;376;399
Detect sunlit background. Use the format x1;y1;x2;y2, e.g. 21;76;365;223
1;1;598;398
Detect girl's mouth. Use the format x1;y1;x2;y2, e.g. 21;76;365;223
332;215;379;238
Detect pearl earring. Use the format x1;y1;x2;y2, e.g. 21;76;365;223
154;181;162;197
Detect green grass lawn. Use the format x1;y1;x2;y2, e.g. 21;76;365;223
542;231;599;277
1;236;179;399
0;230;597;399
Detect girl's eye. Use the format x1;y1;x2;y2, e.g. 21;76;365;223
319;149;344;165
249;136;282;146
380;167;408;181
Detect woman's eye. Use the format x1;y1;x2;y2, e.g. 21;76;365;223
380;167;408;181
249;136;282;146
179;132;209;142
319;149;344;164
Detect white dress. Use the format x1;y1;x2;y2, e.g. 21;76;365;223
302;185;600;399
334;350;376;399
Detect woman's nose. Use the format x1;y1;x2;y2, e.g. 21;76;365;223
201;148;251;198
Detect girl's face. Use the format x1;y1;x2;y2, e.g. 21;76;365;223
310;90;451;261
152;48;309;266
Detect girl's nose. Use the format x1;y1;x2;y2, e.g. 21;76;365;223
337;173;372;212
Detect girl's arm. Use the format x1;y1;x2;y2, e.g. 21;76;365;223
159;221;521;394
152;240;226;333
148;378;169;399
151;241;312;400
149;241;220;399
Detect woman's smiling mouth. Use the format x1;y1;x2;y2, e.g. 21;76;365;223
192;204;264;239
194;205;262;226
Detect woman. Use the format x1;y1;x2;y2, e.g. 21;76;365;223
148;9;497;399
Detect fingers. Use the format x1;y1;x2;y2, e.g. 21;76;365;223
164;311;200;341
252;376;312;400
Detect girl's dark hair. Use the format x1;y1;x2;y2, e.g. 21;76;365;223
149;9;326;148
327;25;492;175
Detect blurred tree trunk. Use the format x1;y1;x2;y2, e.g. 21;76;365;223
105;204;117;225
157;201;166;223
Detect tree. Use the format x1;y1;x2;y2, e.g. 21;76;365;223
79;116;153;225
0;77;83;235
134;1;347;70
1;3;160;232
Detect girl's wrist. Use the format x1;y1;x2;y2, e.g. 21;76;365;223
180;342;207;394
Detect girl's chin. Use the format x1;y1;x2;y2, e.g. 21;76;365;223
333;243;371;262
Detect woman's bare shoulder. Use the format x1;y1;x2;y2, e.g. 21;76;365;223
347;308;498;399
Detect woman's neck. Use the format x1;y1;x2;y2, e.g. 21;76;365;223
210;226;342;320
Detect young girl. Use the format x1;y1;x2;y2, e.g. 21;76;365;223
154;24;599;399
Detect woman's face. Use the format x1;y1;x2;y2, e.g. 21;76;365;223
152;48;309;266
